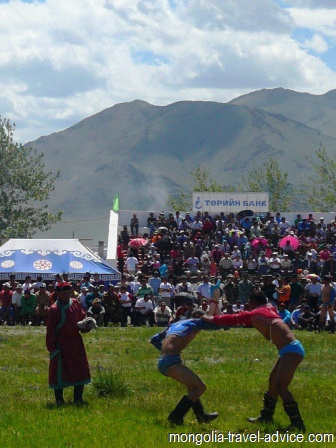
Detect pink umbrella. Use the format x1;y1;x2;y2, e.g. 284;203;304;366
251;238;268;248
279;235;299;250
129;238;148;247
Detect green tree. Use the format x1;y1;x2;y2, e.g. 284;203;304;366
0;118;62;242
305;144;336;211
166;166;228;211
243;158;292;211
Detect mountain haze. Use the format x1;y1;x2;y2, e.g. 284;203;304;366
28;89;336;241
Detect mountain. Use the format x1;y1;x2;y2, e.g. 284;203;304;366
229;87;336;138
28;91;336;242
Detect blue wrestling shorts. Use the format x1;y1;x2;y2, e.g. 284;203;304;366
278;340;305;358
158;354;182;376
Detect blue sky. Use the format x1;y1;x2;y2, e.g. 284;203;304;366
0;0;336;142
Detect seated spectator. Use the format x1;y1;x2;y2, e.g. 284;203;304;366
154;301;172;326
232;255;244;271
232;299;244;313
219;252;233;278
281;254;292;271
134;293;154;326
159;277;173;309
297;305;316;331
102;284;123;326
87;298;105;326
185;253;201;279
174;298;196;321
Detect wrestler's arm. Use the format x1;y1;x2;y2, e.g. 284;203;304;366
201;311;253;327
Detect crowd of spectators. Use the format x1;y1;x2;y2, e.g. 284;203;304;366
114;210;336;332
1;210;336;332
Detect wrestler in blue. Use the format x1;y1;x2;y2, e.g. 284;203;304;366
151;309;224;425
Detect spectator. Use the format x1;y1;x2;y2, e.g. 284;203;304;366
130;213;139;236
238;273;254;304
154;301;172;326
0;282;14;325
134;293;154;326
298;305;316;331
21;289;37;325
125;254;139;275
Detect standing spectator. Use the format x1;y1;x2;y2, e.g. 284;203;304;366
148;271;162;303
12;283;23;324
0;282;14;325
21;289;37;325
126;254;139;275
318;275;335;333
46;282;91;405
304;275;322;313
288;274;304;312
238;273;254;305
118;285;133;327
35;283;51;325
130;213;139;236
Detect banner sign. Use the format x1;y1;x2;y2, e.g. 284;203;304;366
192;192;269;213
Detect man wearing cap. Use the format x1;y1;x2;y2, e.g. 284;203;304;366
288;274;304;312
0;282;14;325
87;298;105;326
46;282;91;405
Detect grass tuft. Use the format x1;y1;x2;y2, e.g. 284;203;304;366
92;362;130;398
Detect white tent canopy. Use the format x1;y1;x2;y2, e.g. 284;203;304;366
0;239;120;281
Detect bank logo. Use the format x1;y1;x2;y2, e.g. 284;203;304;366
194;196;202;210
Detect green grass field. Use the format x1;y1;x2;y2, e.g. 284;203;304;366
0;325;335;447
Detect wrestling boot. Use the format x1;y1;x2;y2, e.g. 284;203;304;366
247;392;277;423
329;321;335;334
283;401;306;432
73;385;86;405
168;395;193;425
54;388;65;406
191;399;219;423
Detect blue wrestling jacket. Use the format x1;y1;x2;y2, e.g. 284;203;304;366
150;318;225;351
